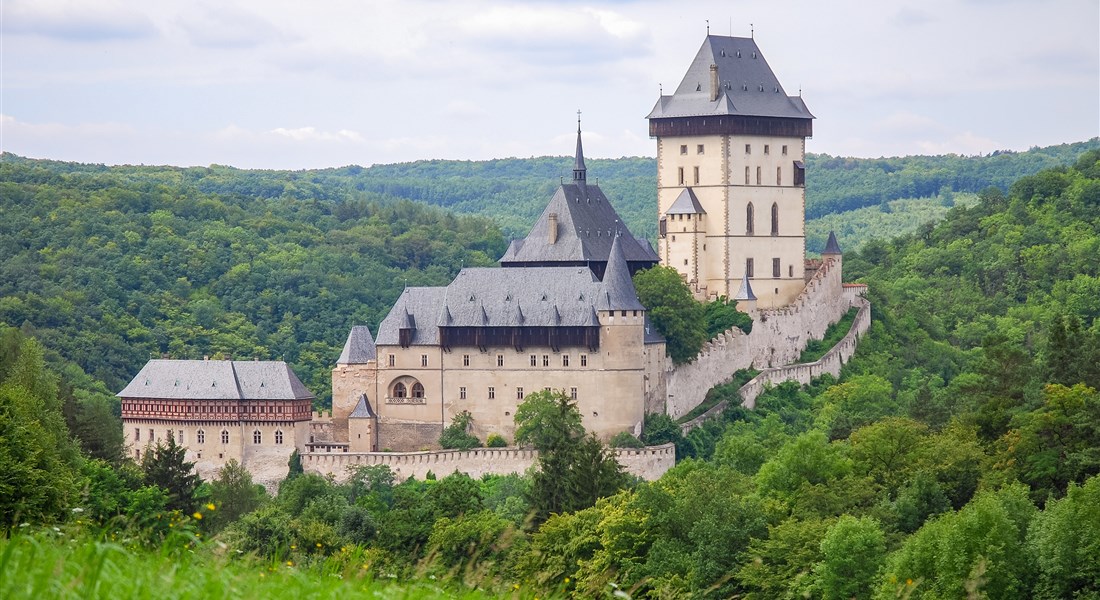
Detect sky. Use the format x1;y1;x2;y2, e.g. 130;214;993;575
2;0;1098;170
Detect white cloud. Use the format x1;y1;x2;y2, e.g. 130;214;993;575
269;127;364;143
2;0;156;41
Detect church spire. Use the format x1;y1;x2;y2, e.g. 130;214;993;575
573;110;587;182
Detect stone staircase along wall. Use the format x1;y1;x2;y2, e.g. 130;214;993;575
303;443;676;482
680;297;871;432
665;257;854;420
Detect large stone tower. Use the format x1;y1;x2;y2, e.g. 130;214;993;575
648;35;813;308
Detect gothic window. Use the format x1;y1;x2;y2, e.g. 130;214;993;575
412;382;425;398
275;430;283;445
221;430;229;444
253;430;262;444
197;430;205;444
393;382;407;398
746;258;755;278
746;203;755;235
771;203;779;236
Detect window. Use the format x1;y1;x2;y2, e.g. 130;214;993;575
777;166;782;186
497;354;504;367
275;430;283;445
745;144;751;154
771;202;779;235
178;430;184;444
570;387;578;400
135;428;140;441
462;354;469;366
420;354;428;367
388;354;395;367
411;382;425;398
542;355;549;367
393;382;407;398
693;166;700;185
530;354;537;366
773;258;781;278
562;354;570;367
677;167;684;185
516;387;524;400
580;354;588;366
746;202;754;235
697;144;704;154
745;166;750;185
680;144;688;155
782;145;788;155
253;430;262;444
764;144;770;155
488;386;495;399
789;265;794;277
149;428;154;442
460;386;467;400
197;430;205;444
684;259;689;266
135;449;140;460
221;430;229;444
746;258;755;278
756;166;762;185
794;161;806;186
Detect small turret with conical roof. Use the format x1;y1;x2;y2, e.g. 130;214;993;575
733;273;758;313
600;234;645;312
822;231;842;256
573;111;587;183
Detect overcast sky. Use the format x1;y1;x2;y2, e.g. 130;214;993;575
2;0;1097;169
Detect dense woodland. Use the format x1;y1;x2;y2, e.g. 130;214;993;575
3;149;1100;598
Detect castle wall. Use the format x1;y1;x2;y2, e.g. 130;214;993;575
302;443;676;483
680;297;871;432
664;256;853;420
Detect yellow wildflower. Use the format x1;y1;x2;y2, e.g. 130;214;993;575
206;503;216;511
192;512;203;520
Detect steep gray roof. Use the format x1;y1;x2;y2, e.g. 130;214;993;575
665;187;706;215
598;235;645;311
823;231;842;255
337;326;377;364
498;183;658;266
118;360;315;400
734;273;757;301
349;394;376;418
375;287;447;346
647;35;814;121
644;315;666;345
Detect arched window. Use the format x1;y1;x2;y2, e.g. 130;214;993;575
393;382;407;398
771;202;779;236
746;203;755;235
197;429;205;444
221;430;229;444
253;430;262;444
275;430;283;445
412;382;425;398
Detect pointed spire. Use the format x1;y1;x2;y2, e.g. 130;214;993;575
573;110;587;182
337;326;377;364
734;273;757;301
823;231;842;256
601;234;645;311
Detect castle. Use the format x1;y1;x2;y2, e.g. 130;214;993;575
119;34;863;485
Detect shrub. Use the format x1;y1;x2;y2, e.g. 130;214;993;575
486;433;507;448
609;431;644;448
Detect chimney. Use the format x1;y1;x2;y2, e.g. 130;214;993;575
548;213;558;244
709;64;719;101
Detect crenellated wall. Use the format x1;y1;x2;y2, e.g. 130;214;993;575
665;257;854;420
680;297;871;432
302;443;676;482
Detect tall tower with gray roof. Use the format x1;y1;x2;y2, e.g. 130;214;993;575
648;35;813;307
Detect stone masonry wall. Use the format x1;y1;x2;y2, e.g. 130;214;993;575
680;297;871;432
303;443;676;483
665;257;853;420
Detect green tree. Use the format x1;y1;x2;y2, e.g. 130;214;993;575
1027;474;1100;599
141;435;201;514
633;266;706;363
208;459;268;531
815;515;886;600
439;410;481;450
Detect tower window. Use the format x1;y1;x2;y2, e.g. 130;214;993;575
421;354;428;367
678;167;684;185
764;144;770;155
756;166;762;185
693;166;700;185
771;202;779;236
388;354;395;367
782;145;788;155
135;428;140;441
746;203;754;235
684;259;689;266
746;258;754;278
460;386;467;400
773;258;781;278
745;166;750;185
789;265;794;277
777;167;782;186
680;144;688;155
745;144;751;154
697;144;704;154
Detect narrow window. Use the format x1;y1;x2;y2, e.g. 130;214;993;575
497;354;504;367
460;386;467;400
756;166;761;185
135;428;140;441
411;382;425;398
782;145;788;156
462;354;469;366
777;166;782;185
275;430;283;445
562;354;570;367
746;203;754;235
764;144;770;155
580;354;588;366
488;386;495;399
693;166;700;185
420;354;428;367
789;265;794;278
393;382;407;398
746;258;754;278
530;354;537;366
745;144;751;154
253;430;262;444
135;449;140;460
149;428;154;442
516;387;524;400
684;259;689;266
697;144;704;154
771;202;779;235
678;167;684;185
680;144;688;155
570;387;578;400
197;429;205;444
542;355;549;367
178;430;184;444
388;354;395;367
221;430;229;444
744;166;750;185
773;258;781;278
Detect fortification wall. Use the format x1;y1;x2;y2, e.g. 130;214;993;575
680;298;871;432
665;258;853;420
302;443;676;482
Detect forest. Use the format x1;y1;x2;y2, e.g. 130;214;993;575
2;149;1100;598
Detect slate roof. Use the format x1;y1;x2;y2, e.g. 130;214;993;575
734;273;757;301
337;326;377;365
118;360;315;400
823;231;842;255
647;35;814;121
665;187;706;215
349;394;377;418
598;235;645;311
